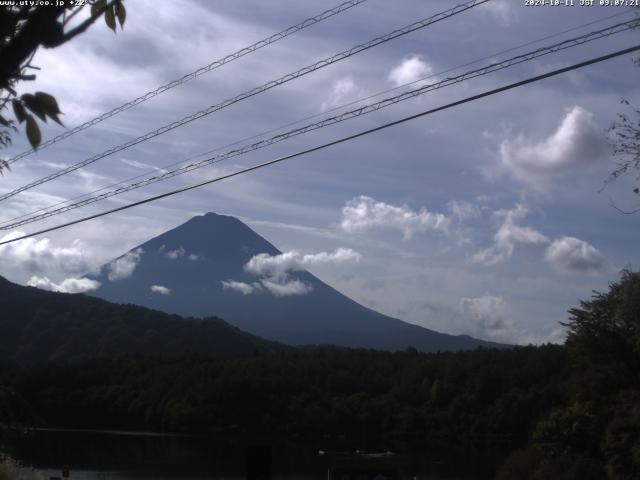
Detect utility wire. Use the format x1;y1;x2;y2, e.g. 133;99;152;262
1;44;637;247
3;8;633;229
2;18;637;230
4;0;370;165
0;0;489;203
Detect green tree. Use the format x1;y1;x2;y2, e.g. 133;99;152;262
0;0;126;166
562;269;640;390
518;270;640;479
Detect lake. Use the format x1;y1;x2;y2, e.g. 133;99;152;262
1;429;505;479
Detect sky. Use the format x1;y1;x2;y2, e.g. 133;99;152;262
0;0;638;344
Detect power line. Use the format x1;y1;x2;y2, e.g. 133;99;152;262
3;8;634;231
0;0;489;203
1;44;637;247
2;18;637;230
4;8;632;229
4;0;370;165
2;17;635;229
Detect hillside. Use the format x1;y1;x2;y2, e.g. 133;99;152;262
0;275;284;362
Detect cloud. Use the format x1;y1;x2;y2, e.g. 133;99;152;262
447;200;481;222
158;245;200;261
480;0;515;25
321;76;360;110
27;276;101;294
260;278;312;297
107;248;143;281
473;204;549;265
473;207;609;275
222;280;261;295
245;247;362;277
165;247;186;260
225;248;361;297
459;295;515;342
499;106;607;188
388;55;433;87
544;236;608;275
150;284;171;295
0;231;93;275
120;158;167;173
340;196;449;239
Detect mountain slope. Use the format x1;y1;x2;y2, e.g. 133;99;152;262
88;213;509;352
0;275;284;362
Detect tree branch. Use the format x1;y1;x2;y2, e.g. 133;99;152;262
62;4;85;27
0;6;66;87
608;196;640;215
53;0;119;47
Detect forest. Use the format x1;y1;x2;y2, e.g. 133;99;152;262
0;270;638;479
0;275;286;362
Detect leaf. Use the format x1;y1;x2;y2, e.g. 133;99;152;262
12;99;26;123
91;0;106;17
35;91;64;126
21;93;47;122
115;1;126;28
46;112;63;126
34;92;61;114
25;114;41;150
105;5;116;32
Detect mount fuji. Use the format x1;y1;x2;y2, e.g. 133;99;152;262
87;213;508;352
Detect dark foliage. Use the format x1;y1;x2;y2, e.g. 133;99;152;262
0;1;126;152
0;275;285;363
2;271;639;478
0;344;568;445
497;270;640;480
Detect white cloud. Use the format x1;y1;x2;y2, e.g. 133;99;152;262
473;205;549;265
245;247;361;277
473;207;609;275
120;158;167;173
0;231;93;275
459;295;515;342
228;247;361;297
166;247;186;260
340;196;449;239
222;280;261;295
544;236;608;275
500;106;607;188
158;245;199;261
301;248;362;265
388;55;433;87
321;76;360;110
27;276;101;294
150;284;171;295
107;248;143;281
447;200;481;222
260;278;312;297
480;0;515;25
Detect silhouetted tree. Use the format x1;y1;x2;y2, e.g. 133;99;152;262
0;0;126;158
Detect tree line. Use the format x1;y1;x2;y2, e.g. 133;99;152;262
1;270;638;479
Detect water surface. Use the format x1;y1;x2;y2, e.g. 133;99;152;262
1;429;502;479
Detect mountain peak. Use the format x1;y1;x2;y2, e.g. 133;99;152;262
88;214;509;352
199;211;240;222
180;211;247;229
